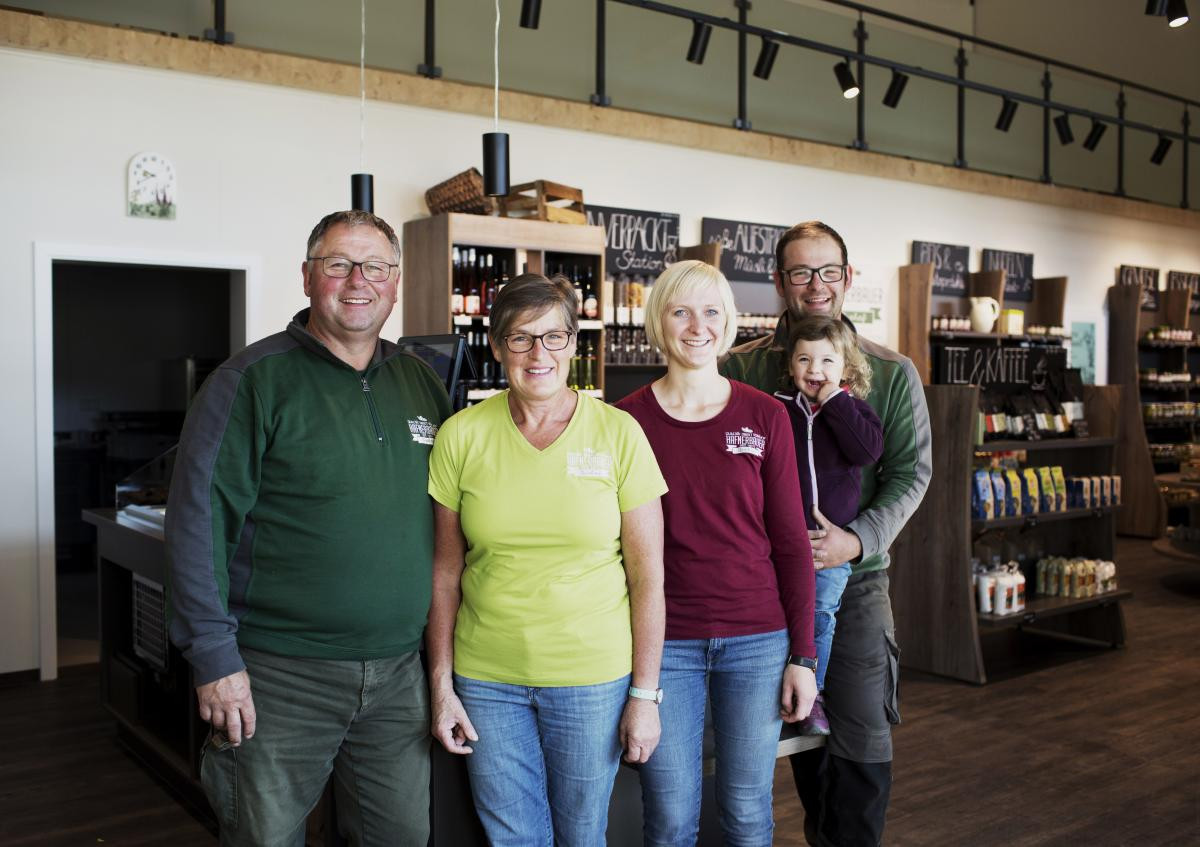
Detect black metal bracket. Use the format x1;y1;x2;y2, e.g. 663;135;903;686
591;0;611;106
417;0;442;78
202;0;234;44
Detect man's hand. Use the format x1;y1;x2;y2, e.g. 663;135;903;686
196;670;255;746
808;506;862;570
430;688;478;755
619;698;661;764
780;663;818;723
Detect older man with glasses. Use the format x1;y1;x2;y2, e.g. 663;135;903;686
721;220;932;847
166;209;452;845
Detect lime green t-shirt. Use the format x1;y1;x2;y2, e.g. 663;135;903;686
428;390;668;687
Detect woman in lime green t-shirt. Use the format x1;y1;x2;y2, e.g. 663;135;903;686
426;273;668;846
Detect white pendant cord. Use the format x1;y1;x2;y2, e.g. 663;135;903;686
359;0;366;172
493;0;500;131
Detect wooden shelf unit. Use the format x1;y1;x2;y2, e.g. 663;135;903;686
402;213;608;397
890;384;1130;685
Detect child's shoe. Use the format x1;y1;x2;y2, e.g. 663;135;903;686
800;693;831;736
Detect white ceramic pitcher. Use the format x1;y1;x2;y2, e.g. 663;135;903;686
969;296;1000;333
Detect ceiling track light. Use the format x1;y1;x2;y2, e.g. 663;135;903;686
483;0;510;196
351;0;373;212
753;37;780;80
833;60;860;99
686;19;713;65
519;0;541;29
882;69;909;108
1083;120;1107;151
995;97;1018;132
1167;0;1190;26
1145;0;1169;14
1054;112;1074;145
1151;135;1173;164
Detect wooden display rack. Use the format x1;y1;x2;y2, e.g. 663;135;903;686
401;213;607;397
499;180;586;225
890;384;1131;684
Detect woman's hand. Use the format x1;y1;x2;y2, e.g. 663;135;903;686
780;663;818;723
431;687;478;755
619;698;661;764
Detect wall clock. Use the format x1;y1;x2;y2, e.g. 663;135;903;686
127;152;176;219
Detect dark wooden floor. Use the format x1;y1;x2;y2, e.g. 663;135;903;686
1;538;1197;845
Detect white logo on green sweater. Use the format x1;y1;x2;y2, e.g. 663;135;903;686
408;416;438;445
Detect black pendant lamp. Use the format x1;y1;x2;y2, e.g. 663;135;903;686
351;0;374;211
483;0;510;197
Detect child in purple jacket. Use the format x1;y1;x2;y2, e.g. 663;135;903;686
775;315;884;735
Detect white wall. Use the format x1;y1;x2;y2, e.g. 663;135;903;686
2;45;1199;674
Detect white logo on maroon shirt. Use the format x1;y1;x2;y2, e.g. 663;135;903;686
725;426;766;457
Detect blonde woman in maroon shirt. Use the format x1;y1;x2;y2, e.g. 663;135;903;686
616;259;817;846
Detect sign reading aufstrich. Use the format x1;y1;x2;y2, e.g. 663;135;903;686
702;217;788;284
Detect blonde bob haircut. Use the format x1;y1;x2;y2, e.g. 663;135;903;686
787;314;873;400
644;260;739;359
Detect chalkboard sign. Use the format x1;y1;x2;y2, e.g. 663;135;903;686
1118;265;1160;311
935;341;1067;389
585;205;679;277
701;217;788;284
981;248;1034;303
912;240;969;296
1167;270;1200;314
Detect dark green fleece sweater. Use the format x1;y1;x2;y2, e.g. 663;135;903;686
166;309;452;685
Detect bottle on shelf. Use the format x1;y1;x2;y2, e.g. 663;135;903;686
451;246;465;316
601;273;615;325
615;274;630;325
464;247;481;316
483;253;497;315
583;267;599;320
572;265;584;317
584;339;597;390
497;258;510;298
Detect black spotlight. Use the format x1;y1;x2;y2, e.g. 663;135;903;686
519;0;541;29
1083;120;1107;151
995;98;1018;132
753;37;780;80
1145;0;1169;13
483;132;510;196
833;61;860;99
686;20;712;65
1054;112;1074;145
882;70;909;108
1168;0;1190;26
1151;135;1173;165
351;174;374;212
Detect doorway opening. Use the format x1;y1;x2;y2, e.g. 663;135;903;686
52;260;244;670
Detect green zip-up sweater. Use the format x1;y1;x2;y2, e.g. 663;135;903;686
720;314;931;575
166;309;452;685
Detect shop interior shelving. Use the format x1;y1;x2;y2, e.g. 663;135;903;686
1106;283;1195;537
890;384;1131;685
402;213;607;400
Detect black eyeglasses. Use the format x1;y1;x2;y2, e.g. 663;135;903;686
308;256;397;282
781;264;847;286
502;330;574;353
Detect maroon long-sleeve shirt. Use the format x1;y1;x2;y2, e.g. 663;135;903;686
617;381;816;657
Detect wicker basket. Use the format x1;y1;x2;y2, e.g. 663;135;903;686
424;168;497;216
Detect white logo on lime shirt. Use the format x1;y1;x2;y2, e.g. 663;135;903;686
567;448;614;478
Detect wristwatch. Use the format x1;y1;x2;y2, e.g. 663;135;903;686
628;685;664;705
789;655;818;672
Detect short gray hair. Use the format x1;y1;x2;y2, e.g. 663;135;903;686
306;210;400;262
488;274;579;343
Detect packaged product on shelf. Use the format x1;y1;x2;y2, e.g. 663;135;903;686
976;570;995;613
1004;469;1023;516
1097;475;1110;507
1037;467;1056;512
1022;468;1040;514
1045;559;1061;597
993;569;1016;615
1066;477;1082;509
1070;562;1085;598
1081;476;1096;507
1110;475;1122;505
990;471;1008;517
1050;466;1068;511
1012;564;1026;612
972;470;995;519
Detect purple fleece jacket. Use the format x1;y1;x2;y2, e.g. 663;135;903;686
774;387;884;531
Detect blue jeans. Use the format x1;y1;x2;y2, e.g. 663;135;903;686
453;672;629;847
814;563;851;691
201;647;430;847
639;629;789;847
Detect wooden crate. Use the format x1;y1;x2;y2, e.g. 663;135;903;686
499;180;586;224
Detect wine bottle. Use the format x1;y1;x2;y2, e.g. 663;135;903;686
483;253;497;314
572;265;584;317
451;247;465;316
465;248;481;316
583;267;599;319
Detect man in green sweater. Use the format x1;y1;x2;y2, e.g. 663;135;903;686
166;210;451;845
721;221;932;847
